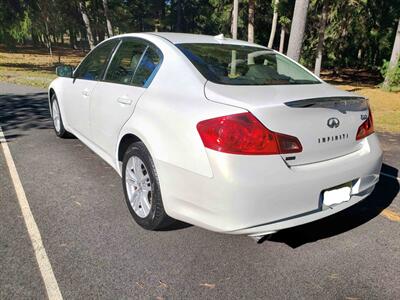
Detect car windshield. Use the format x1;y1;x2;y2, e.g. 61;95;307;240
177;43;321;86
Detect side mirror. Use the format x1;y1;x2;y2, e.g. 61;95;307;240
56;65;74;78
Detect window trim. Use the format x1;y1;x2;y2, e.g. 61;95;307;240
101;37;164;88
101;39;123;81
131;45;149;84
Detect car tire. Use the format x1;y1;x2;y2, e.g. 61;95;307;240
122;142;174;230
51;94;70;138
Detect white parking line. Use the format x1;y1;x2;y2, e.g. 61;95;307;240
0;126;62;300
380;172;400;182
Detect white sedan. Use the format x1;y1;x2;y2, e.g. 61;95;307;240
49;32;382;239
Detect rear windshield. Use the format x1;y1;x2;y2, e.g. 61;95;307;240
177;43;320;86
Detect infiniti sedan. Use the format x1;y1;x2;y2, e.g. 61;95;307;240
49;32;382;240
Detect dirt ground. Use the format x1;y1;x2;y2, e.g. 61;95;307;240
0;46;85;88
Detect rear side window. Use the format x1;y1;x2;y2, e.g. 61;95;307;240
131;46;163;88
104;40;148;85
74;40;118;81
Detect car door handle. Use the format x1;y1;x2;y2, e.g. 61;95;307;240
117;96;133;105
81;89;90;97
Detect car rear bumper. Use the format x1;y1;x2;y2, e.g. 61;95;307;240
230;183;377;237
157;134;383;235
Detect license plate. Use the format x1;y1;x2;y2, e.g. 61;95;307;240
323;184;352;207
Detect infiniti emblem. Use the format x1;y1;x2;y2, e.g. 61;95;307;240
327;117;340;128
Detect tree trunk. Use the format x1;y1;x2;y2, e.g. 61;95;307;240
230;0;239;77
268;0;279;48
102;0;113;37
69;28;77;49
78;1;95;50
279;26;285;53
314;1;328;77
287;0;310;62
383;19;400;89
248;0;255;43
175;0;183;32
36;1;52;56
231;0;239;39
31;27;39;47
98;28;105;43
44;19;52;57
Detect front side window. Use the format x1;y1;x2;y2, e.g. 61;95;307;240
74;40;118;81
104;40;148;85
177;43;320;86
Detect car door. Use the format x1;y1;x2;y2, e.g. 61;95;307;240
63;39;119;139
89;38;163;157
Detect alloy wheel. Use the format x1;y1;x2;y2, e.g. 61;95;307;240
125;156;152;218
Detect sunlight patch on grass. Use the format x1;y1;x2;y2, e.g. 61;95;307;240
338;85;400;133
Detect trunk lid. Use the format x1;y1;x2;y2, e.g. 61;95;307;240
204;81;369;166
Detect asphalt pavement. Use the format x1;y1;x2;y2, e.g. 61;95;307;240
0;82;399;299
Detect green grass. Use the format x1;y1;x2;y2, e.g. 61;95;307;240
337;85;400;133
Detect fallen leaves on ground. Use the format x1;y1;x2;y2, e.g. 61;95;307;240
199;283;216;289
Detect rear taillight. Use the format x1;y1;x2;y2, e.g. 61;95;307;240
196;112;302;155
356;109;374;140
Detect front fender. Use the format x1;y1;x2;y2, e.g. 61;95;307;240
48;77;71;131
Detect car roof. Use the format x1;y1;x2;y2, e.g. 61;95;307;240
116;32;268;49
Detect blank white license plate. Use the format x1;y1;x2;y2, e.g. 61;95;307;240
323;185;351;206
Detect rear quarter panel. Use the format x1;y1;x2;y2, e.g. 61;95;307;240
117;35;245;178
